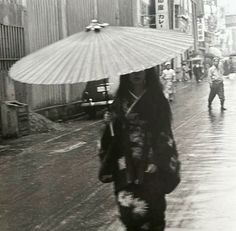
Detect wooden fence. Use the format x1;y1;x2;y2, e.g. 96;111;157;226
0;23;25;103
26;0;137;52
0;23;25;71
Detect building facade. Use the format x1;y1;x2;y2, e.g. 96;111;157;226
25;0;139;53
146;0;204;75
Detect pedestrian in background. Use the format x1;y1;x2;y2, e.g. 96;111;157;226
208;57;226;111
228;56;235;79
193;62;203;83
161;62;176;101
98;68;180;231
188;63;193;80
229;56;234;74
182;62;190;81
223;58;230;78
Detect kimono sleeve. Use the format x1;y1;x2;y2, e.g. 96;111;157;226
155;124;179;169
98;124;112;162
153;122;181;194
98;124;115;183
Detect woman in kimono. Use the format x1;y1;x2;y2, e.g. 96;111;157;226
98;68;180;231
161;62;176;101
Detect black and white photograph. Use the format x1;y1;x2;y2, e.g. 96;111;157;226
0;0;236;230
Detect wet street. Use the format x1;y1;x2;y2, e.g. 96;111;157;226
1;78;236;231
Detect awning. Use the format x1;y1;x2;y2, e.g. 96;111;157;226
9;26;194;85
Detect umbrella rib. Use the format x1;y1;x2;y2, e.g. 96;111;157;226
119;27;193;49
125;27;193;41
29;43;77;84
101;29;151;74
11;33;83;83
68;37;94;84
96;31;139;85
122;30;192;51
115;38;164;68
112;31;174;65
38;34;91;84
124;36;188;57
49;33;92;84
12;35;78;77
81;34;102;83
26;33;88;84
12;43;72;83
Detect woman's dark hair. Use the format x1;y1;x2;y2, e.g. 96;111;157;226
116;67;163;100
113;67;172;125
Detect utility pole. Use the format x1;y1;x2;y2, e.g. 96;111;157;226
58;0;68;39
94;0;98;19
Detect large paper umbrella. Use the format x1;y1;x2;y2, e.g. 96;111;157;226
10;23;193;86
190;55;203;61
207;46;223;58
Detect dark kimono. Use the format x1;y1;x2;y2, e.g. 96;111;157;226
99;90;180;231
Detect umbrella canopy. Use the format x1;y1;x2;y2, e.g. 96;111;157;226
190;55;203;61
10;26;193;85
208;47;223;58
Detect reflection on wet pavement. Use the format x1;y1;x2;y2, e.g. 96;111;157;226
166;79;236;231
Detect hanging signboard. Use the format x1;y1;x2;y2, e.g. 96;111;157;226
155;0;169;29
197;17;205;42
225;15;236;27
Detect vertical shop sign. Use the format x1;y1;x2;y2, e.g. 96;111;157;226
197;17;205;42
155;0;169;29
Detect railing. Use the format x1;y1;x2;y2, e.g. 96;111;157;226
0;23;25;71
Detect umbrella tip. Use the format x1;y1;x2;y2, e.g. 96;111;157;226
85;19;109;32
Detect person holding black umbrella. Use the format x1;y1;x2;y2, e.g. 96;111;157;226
98;68;180;231
193;61;203;82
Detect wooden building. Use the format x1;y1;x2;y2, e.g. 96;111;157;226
26;0;139;53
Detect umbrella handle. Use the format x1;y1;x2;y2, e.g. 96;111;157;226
103;79;110;107
109;122;114;137
103;79;114;137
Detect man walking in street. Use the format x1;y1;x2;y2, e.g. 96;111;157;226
208;57;226;111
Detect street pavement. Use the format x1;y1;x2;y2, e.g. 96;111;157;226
1;78;236;231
